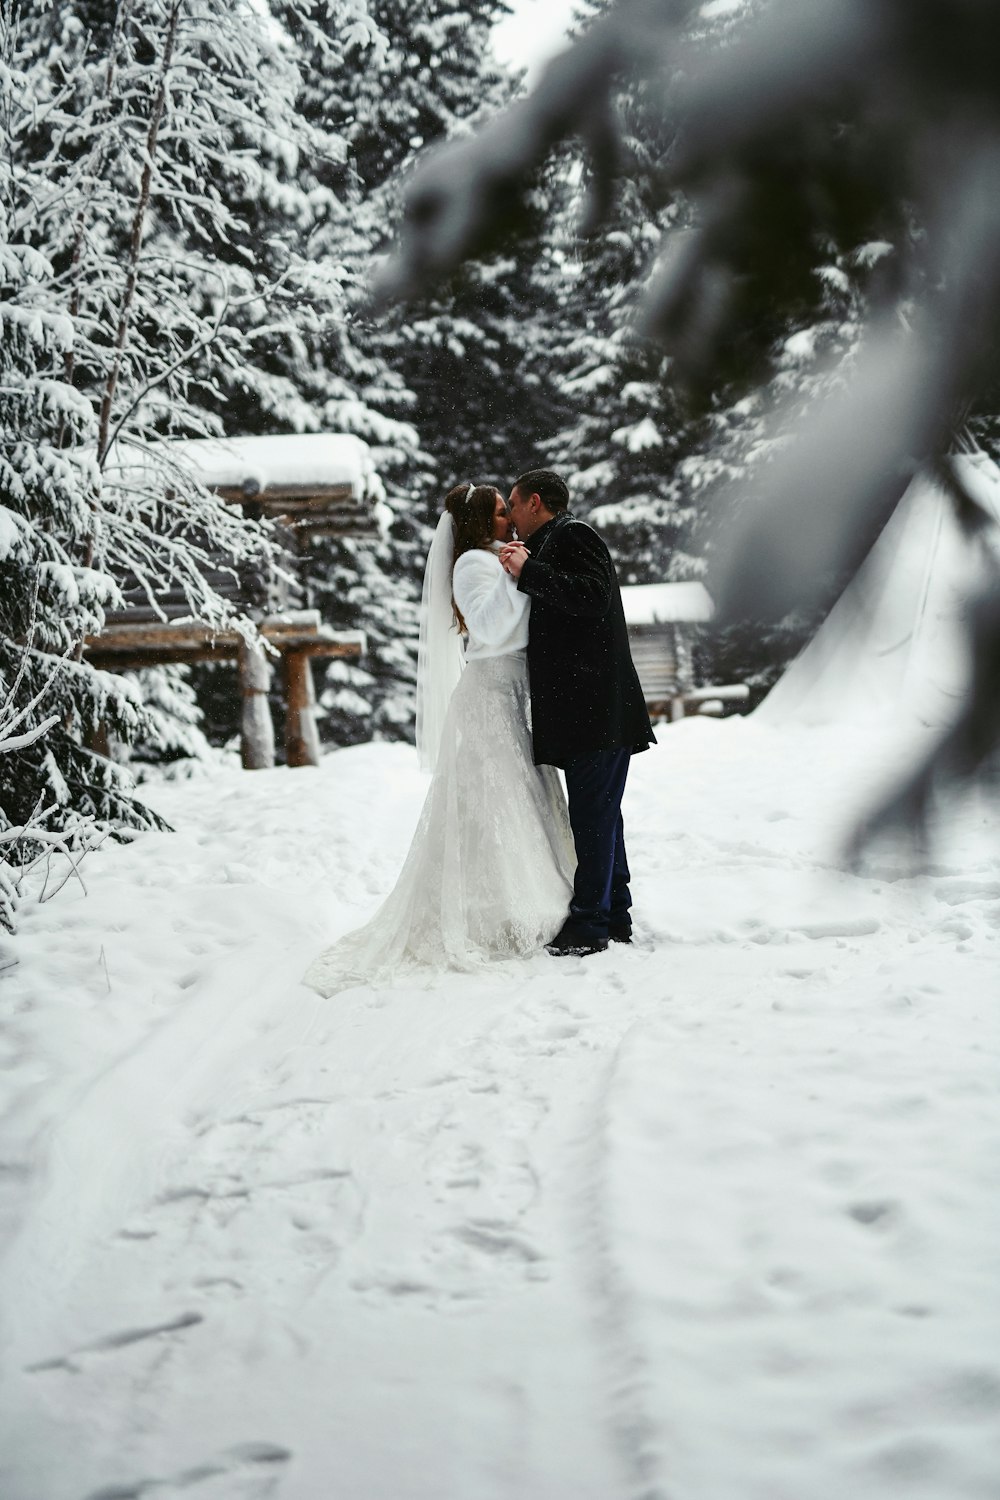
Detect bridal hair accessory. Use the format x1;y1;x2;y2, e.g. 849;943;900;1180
415;510;465;773
464;482;475;505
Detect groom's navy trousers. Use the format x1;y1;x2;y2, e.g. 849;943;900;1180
563;747;632;943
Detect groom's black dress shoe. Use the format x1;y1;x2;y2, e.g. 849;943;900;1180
545;928;608;958
608;925;632;944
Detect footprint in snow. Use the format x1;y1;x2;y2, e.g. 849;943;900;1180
82;1440;291;1500
450;1219;547;1271
27;1311;203;1374
846;1198;898;1229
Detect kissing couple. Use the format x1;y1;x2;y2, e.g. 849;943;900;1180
304;469;655;996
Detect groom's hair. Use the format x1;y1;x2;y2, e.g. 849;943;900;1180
513;469;569;513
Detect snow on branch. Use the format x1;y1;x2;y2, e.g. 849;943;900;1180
0;714;61;756
0;624;103;935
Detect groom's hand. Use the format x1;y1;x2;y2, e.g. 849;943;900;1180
500;542;529;579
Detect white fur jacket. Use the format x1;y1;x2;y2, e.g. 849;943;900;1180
452;543;529;660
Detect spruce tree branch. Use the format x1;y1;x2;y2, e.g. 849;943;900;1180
96;0;183;477
60;0;135;430
104;283;231;456
0;586;73;748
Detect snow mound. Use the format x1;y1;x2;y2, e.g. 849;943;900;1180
759;453;1000;730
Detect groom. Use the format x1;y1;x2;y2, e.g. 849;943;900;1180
501;469;655;957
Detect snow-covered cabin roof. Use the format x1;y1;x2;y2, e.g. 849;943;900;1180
621;581;715;626
102;432;386;540
167;433;379;500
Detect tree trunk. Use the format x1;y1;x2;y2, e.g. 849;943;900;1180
238;638;275;771
95;0;182;477
285;650;321;768
61;0;134;423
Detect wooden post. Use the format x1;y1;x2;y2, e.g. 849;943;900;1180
285;649;321;768
237;637;276;770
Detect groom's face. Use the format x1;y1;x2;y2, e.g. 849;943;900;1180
507;484;544;539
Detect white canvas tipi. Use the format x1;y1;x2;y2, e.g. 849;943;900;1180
756;451;1000;731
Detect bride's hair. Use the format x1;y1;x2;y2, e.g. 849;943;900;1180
444;483;501;559
443;483;503;632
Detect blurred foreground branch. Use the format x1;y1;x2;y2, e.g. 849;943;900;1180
376;0;1000;848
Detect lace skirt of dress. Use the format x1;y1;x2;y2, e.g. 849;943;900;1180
303;652;575;995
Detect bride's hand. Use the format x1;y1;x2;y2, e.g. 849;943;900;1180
500;542;528;578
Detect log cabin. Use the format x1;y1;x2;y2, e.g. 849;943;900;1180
621;581;749;721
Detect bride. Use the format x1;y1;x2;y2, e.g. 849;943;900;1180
303;482;575;995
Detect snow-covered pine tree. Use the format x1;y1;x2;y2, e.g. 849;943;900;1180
663;0;915;698
8;1;405;771
275;0;562;747
34;0;305;584
339;0;567;488
350;0;578;489
545;145;703;586
221;0;425;748
167;0;412;455
123;666;213;773
1;5;167;903
537;1;915;692
534;1;732;588
684;234;911;702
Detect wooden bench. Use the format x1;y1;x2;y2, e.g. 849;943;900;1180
86;612;365;769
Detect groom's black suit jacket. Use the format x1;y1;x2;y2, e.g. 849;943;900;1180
516;512;655;769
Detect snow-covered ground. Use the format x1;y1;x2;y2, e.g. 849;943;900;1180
1;718;998;1500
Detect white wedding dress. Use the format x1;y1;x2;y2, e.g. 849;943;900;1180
303;542;575;995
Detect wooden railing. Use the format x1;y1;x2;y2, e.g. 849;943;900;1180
86;611;364;769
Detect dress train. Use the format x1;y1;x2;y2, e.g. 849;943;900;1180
303;651;574;995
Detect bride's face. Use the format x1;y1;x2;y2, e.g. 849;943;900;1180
491;492;513;544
